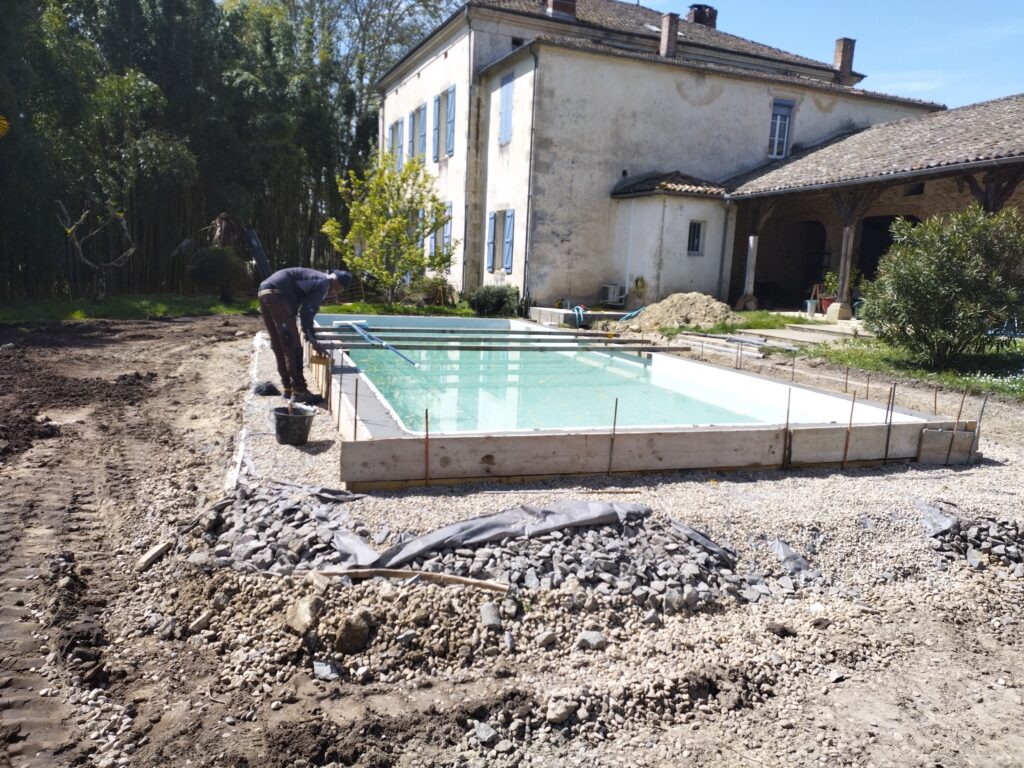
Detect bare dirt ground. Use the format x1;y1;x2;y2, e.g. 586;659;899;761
1;317;1023;768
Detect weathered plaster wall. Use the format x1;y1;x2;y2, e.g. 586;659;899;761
477;58;536;294
527;46;933;306
609;196;730;305
381;26;472;291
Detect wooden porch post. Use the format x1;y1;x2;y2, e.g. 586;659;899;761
958;167;1024;213
734;200;776;310
829;188;879;320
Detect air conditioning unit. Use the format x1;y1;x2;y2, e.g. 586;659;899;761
599;283;627;306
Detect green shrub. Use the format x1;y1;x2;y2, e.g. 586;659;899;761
862;205;1024;368
469;285;520;317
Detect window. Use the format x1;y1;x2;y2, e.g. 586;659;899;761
687;221;704;256
433;86;456;161
387;117;404;168
429;202;454;271
499;74;514;146
768;100;793;159
486;209;515;273
404;105;427;159
904;181;925;196
511;37;524;48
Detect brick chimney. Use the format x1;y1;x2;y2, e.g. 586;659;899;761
660;13;679;57
834;37;856;85
546;0;576;18
685;4;717;28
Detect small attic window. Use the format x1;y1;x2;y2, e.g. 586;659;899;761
646;24;660;32
512;37;524;48
904;182;925;196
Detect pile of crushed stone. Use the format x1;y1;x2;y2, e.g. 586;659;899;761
608;292;741;332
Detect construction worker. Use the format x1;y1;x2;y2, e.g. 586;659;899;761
258;267;352;404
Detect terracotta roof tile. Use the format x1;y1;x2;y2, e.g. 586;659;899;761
472;0;835;72
612;171;725;198
728;92;1024;196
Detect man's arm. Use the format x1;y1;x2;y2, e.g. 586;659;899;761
298;281;329;350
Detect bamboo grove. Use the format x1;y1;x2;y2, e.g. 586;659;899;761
0;0;454;301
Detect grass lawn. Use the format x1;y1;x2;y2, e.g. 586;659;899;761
0;295;476;324
806;337;1024;400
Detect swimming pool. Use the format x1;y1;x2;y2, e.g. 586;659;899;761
314;315;971;489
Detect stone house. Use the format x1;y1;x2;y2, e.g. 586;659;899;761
378;0;1024;315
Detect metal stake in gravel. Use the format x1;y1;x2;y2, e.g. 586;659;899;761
865;373;871;400
883;384;896;465
353;377;360;441
783;388;792;469
424;409;430;486
842;392;857;469
971;394;989;463
945;388;968;466
607;397;619;475
790;352;796;381
934;385;939;414
844;365;849;393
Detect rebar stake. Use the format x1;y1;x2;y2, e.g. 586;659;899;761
424;409;430;486
971;394;989;463
866;373;871;400
352;377;360;441
790;353;796;381
607;397;619;475
844;366;849;394
842;392;857;469
944;388;968;466
933;385;938;415
783;388;792;470
883;384;896;465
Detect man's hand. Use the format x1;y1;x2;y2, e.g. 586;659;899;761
312;343;329;358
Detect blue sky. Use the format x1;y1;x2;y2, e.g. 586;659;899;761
646;0;1024;107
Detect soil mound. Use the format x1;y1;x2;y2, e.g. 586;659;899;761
613;292;740;332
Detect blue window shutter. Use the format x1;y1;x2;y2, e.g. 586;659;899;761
499;75;513;144
446;85;456;156
408;111;415;158
396;118;404;169
428;230;436;257
418;105;427;156
432;95;440;161
486;212;495;273
387;124;394;158
419;208;425;248
443;202;453;249
503;210;514;273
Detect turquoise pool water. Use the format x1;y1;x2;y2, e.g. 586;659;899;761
347;347;761;434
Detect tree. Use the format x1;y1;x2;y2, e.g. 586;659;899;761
862;205;1024;368
322;154;453;303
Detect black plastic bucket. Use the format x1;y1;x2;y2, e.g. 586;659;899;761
272;404;315;446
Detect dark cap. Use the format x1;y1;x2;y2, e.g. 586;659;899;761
330;269;353;288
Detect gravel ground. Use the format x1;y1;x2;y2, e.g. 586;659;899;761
184;330;1024;766
5;321;1023;768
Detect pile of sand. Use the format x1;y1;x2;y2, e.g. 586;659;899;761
612;292;740;332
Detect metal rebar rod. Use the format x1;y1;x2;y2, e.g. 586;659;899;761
607;397;619;475
791;352;796;381
353;377;360;441
944;388;968;466
844;366;849;394
866;373;870;400
316;332;643;345
322;343;687;353
424;409;430;487
842;392;857;469
933;385;938;415
883;384;895;465
970;394;989;463
783;388;792;470
324;324;622;338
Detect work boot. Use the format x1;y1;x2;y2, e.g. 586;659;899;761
282;387;293;400
292;389;324;406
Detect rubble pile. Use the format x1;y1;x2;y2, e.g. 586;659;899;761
921;499;1024;577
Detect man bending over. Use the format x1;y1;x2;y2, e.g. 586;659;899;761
258;267;352;404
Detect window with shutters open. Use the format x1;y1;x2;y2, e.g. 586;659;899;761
486;209;514;274
498;74;513;146
432;87;456;161
387;117;404;169
768;100;793;159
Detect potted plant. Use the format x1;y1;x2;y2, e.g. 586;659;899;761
820;271;839;312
